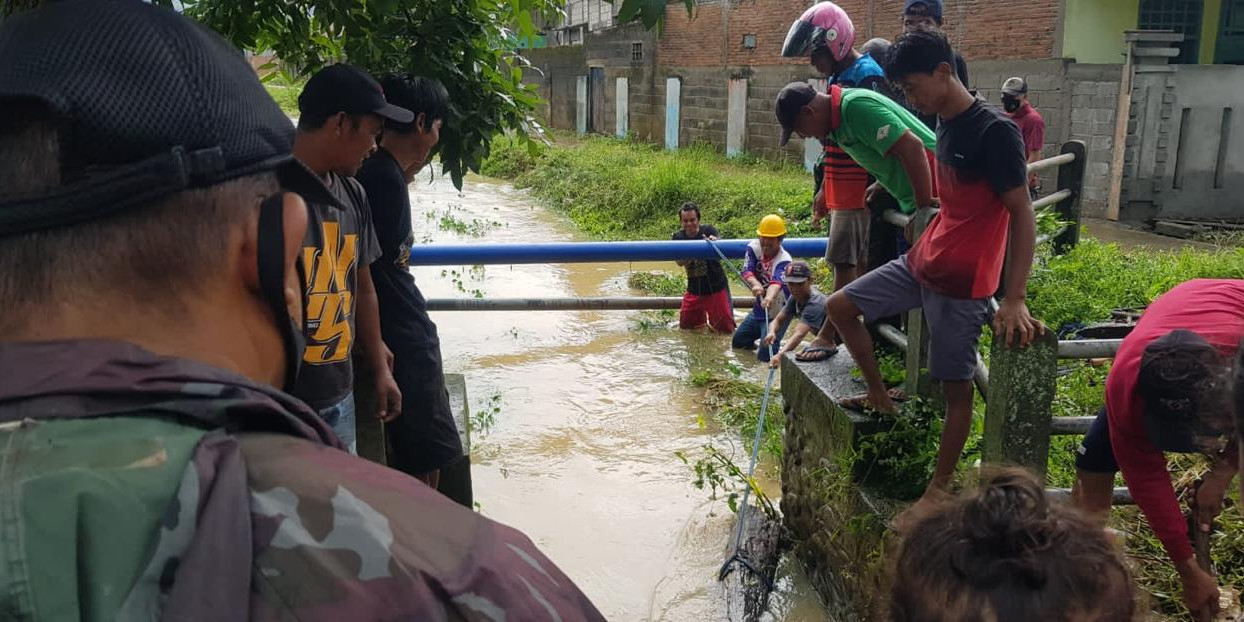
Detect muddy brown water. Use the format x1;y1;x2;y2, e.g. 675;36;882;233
405;169;827;620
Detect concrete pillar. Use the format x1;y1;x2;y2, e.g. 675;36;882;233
727;78;747;156
665;76;681;150
615;76;629;138
803;78;828;171
576;75;587;135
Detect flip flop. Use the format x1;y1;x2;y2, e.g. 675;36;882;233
887;387;909;402
837;393;899;416
795;345;838;362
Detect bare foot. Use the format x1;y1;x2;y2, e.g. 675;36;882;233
838;390;898;416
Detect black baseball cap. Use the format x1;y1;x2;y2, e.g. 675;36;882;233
904;0;943;20
298;64;414;124
1138;329;1231;453
785;261;813;283
0;0;343;236
776;82;818;147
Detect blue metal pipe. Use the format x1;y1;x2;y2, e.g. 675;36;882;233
406;238;828;266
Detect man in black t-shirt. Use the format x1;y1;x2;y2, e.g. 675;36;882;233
291;64;408;453
355;75;463;487
671;202;735;333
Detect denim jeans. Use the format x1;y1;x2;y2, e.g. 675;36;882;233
731;313;793;363
316;393;357;455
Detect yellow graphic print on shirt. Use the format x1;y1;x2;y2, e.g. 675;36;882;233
302;221;358;364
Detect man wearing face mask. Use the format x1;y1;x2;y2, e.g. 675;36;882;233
0;2;604;620
1001;77;1046;198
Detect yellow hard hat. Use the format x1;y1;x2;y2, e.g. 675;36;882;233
757;214;787;237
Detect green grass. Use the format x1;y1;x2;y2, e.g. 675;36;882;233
261;73;306;117
482;133;816;240
626;270;687;297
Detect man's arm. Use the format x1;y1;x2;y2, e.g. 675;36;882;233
770;321;813;367
764;310;792;345
887;131;935;209
993;185;1042;346
356;265;401;422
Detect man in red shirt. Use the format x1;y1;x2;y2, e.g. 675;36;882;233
1001;77;1045;197
818;28;1042;522
1072;279;1242;620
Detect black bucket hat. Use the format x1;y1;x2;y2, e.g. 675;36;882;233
0;0;342;236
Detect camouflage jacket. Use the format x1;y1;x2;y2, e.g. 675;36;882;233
0;339;604;621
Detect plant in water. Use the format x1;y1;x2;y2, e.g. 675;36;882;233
676;444;778;521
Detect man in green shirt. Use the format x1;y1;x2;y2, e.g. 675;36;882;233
778;81;936;216
776;81;937;356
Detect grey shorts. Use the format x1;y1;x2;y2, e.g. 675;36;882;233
842;255;992;381
827;208;869;267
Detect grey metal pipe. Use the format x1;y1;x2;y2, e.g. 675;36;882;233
882;209;912;228
973;353;989;401
1027;151;1076;175
1032;188;1073;211
1047;486;1133;505
1057;339;1123;359
877;324;908;351
425;296;757;311
1050;416;1095;435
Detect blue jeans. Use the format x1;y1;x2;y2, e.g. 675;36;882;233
317;393;357;455
732;313;793;362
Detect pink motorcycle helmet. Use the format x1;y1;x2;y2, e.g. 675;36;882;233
781;2;856;61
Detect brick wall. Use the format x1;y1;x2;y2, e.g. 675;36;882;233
520;1;1122;215
658;0;1060;79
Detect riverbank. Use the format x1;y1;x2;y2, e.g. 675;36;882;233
481;133;1244;618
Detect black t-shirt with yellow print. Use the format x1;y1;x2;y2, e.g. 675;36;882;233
291;171;381;412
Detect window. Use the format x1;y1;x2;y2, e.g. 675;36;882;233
631;42;643;62
1138;0;1203;63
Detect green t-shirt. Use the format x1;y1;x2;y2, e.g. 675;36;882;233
827;88;936;214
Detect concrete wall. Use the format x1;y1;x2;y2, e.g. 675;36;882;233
1122;63;1244;221
1062;0;1138;64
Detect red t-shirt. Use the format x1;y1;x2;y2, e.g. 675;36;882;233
907;102;1028;299
1009;102;1046;154
1106;278;1244;563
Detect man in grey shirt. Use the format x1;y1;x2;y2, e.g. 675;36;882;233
765;261;834;367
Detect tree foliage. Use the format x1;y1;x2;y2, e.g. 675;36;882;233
175;0;689;189
1;0;691;187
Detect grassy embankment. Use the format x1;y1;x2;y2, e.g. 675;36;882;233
481;133;1244;617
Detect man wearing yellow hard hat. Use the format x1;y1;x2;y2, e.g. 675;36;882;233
731;214;794;363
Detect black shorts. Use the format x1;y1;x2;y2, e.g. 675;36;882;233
384;339;464;476
1074;407;1119;473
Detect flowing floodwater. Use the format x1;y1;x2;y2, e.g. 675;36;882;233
406;169;826;621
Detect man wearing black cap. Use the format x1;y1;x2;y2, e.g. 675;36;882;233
290;63;410;453
0;2;603;619
898;0;970;130
1071;279;1243;620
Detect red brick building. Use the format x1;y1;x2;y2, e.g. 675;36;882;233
522;1;1244;217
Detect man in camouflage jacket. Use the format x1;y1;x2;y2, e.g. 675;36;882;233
0;2;603;621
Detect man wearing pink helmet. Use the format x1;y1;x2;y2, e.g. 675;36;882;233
782;1;896;361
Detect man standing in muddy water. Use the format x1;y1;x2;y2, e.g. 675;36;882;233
672;202;736;334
